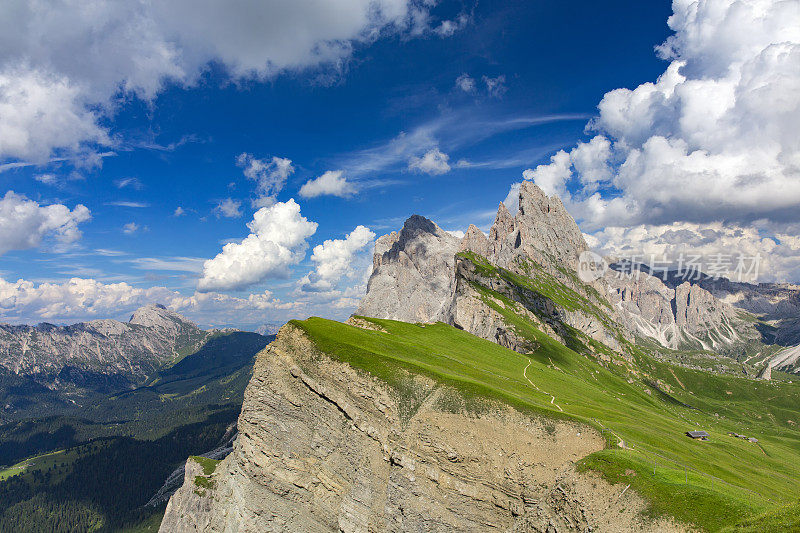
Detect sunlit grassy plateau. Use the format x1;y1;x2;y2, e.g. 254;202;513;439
291;308;800;531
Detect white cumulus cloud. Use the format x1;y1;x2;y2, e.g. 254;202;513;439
0;68;111;163
299;170;357;198
299;225;376;292
0;276;298;325
505;0;800;281
198;199;318;292
590;221;800;283
0;0;437;164
409;148;451;175
0;191;90;255
517;0;800;230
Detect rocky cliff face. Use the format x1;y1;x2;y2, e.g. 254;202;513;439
160;323;680;533
688;278;800;350
606;271;758;351
0;304;210;389
358;215;460;324
468;182;587;277
357;182;799;374
358;182;624;353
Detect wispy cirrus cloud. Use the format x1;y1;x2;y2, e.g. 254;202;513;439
105;201;149;208
331;110;590;180
126;256;206;273
114;177;143;190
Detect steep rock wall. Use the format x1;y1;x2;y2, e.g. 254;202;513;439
161;324;682;532
358;183;624;352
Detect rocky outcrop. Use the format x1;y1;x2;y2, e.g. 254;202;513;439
444;256;576;353
0;304;210;389
459;223;490;257
675;282;726;337
512;183;587;270
159;457;217;532
356;215;460;323
486;202;515;264
160;324;681;532
469;182;587;276
358;183;623;352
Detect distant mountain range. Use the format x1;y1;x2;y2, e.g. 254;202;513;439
0;304;211;392
254;322;285;336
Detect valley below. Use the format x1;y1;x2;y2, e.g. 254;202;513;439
0;308;271;531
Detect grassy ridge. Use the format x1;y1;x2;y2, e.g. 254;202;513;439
291;315;800;531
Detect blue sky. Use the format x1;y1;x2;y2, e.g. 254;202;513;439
2;0;798;327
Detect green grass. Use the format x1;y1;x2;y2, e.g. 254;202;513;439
193;475;214;490
0;463;26;481
189;455;220;475
578;450;756;529
458;251;607;314
290;315;800;532
190;455;220;497
722;500;800;532
0;448;79;482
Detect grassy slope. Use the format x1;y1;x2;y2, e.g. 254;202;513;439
722;500;800;532
291;315;800;532
0;447;80;482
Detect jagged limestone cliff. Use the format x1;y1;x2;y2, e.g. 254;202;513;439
358;182;626;355
606;271;760;351
160;322;680;532
356;182;800;374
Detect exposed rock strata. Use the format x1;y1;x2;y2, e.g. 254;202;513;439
161;324;682;532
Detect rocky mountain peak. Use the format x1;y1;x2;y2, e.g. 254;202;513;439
401;214;439;236
492;201;514;233
459;224;489;257
356;214;459;323
513;181;588;270
357;186;617;349
516;180;550;216
129;304;193;330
